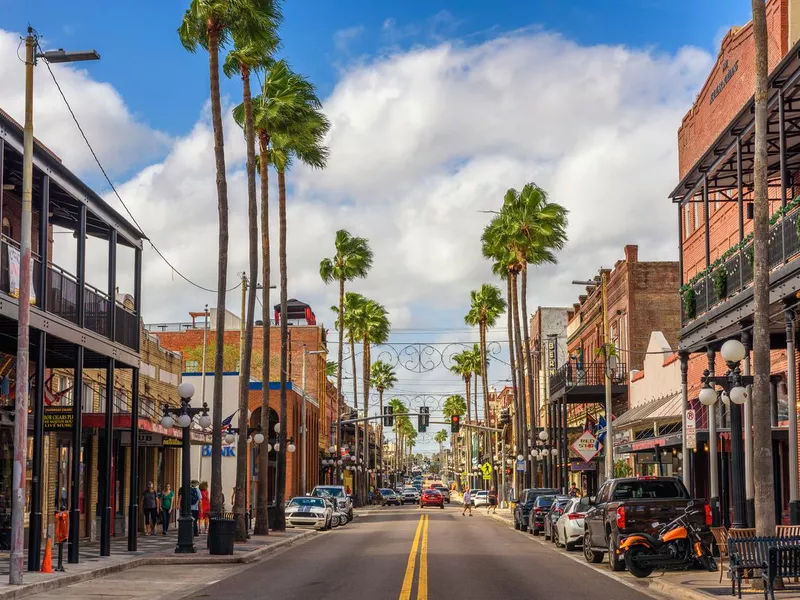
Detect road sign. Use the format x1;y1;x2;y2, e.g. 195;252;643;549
483;473;491;480
686;409;697;449
571;430;600;463
481;462;492;476
515;459;525;472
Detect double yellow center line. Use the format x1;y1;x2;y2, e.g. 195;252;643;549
399;514;429;600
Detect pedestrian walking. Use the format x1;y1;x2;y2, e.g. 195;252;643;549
159;484;174;535
568;482;579;498
199;481;211;534
142;482;159;536
487;487;498;514
462;489;473;516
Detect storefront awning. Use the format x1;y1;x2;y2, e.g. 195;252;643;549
613;393;682;429
82;413;209;443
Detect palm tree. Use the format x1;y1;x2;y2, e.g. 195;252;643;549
443;394;467;486
751;0;774;536
225;5;282;541
388;398;408;474
371;360;397;487
326;360;337;380
434;429;448;467
465;284;507;489
320;230;374;475
265;67;329;532
178;0;275;514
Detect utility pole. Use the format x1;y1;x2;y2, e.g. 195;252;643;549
601;270;613;481
198;305;209;483
239;272;247;370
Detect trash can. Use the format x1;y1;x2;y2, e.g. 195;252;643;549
208;512;236;555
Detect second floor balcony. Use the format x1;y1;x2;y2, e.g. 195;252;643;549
549;360;628;400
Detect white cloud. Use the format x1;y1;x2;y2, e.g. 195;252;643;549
333;26;364;54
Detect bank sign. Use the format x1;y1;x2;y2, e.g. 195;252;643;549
201;445;235;457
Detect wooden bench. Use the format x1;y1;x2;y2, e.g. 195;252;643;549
729;536;800;598
761;544;800;600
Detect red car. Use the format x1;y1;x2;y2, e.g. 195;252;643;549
420;489;444;509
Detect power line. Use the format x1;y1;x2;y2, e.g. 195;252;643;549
36;37;240;295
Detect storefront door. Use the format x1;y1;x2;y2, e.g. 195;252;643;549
55;435;90;537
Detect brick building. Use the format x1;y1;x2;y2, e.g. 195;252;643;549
546;245;680;495
671;0;800;527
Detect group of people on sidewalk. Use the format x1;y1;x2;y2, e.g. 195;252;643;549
141;480;212;536
460;487;498;516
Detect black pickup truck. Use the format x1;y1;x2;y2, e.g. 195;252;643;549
582;476;710;572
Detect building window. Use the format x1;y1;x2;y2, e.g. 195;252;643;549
694;201;701;229
683;204;690;238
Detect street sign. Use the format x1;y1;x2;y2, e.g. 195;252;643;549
483;473;491;481
121;431;163;447
515;459;525;472
481;462;493;477
686;409;697;449
571;430;600;463
43;406;73;431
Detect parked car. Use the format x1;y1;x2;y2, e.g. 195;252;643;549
512;488;558;531
555;497;589;551
473;490;489;507
377;488;401;506
420;489;445;509
543;496;570;541
310;485;354;520
582;476;710;572
433;485;451;503
402;487;421;504
285;496;333;530
528;495;557;535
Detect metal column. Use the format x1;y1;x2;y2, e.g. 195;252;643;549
707;346;719;526
680;352;690;487
786;308;799;524
128;248;142;551
741;327;755;527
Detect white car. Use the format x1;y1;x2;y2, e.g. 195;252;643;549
285;496;333;530
401;488;420;504
554;497;588;551
310;485;354;520
473;490;489;507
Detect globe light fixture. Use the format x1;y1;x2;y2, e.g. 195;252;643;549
274;443;280;452
224;432;236;445
329;445;336;453
720;339;747;364
516;454;524;461
720;391;730;406
551;448;558;456
198;414;212;429
337;459;343;466
253;432;265;444
267;444;273;452
274;423;280;433
730;386;748;405
699;386;717;406
288;442;296;453
539;430;548;441
177;381;195;400
160;414;174;429
177;413;192;428
530;449;539;459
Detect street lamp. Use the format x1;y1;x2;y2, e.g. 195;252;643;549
160;382;209;553
699;338;751;528
13;30;100;585
224;424;264;446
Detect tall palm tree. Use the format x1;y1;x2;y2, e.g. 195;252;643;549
326;360;338;380
434;429;448;467
751;0;774;536
179;0;275;513
266;67;329;532
371;360;397;487
389;398;408;474
443;394;467;489
225;6;282;541
320;230;374;476
465;284;507;489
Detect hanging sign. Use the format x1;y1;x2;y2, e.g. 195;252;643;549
43;406;73;431
686;409;697;449
571;430;600;463
515;459;526;472
163;437;182;447
7;246;36;304
121;431;163;447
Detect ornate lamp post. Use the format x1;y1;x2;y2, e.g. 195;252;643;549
699;339;750;529
160;382;210;553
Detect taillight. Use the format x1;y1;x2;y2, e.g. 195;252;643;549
704;504;712;526
616;506;626;529
568;512;585;520
534;508;542;513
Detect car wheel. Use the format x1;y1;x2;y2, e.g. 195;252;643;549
583;530;604;563
607;532;625;572
513;516;520;530
566;540;577;552
331;514;339;528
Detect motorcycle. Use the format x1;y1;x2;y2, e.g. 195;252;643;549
619;502;717;578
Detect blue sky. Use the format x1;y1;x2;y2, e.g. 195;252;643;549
8;0;746;139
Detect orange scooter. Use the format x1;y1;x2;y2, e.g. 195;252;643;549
619;503;717;578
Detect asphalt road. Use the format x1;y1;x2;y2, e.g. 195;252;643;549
189;504;657;600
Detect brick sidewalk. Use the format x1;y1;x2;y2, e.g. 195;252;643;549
0;528;315;600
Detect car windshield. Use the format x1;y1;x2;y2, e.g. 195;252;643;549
536;496;555;507
611;480;688;500
524;489;557;503
404;488;417;493
288;497;325;508
312;487;345;498
380;489;394;494
423;490;438;495
476;491;488;496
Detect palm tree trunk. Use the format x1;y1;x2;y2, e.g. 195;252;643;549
480;322;496;490
362;337;370;505
505;275;521;493
378;389;384;488
751;0;775;537
255;132;271;535
350;337;359;502
335;277;345;479
234;64;259;541
465;377;471;484
510;271;529;484
207;22;229;515
520;266;537;486
274;168;289;531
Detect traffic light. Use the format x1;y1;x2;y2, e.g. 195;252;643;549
499;408;510;426
383;405;394;427
418;407;428;432
423;407;430;428
450;414;460;433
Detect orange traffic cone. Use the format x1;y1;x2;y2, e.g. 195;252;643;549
41;537;53;573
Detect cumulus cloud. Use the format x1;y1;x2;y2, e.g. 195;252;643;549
0;27;715;449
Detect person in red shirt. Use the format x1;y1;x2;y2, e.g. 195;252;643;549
198;481;211;534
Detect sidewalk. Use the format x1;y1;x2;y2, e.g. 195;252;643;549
460;497;800;600
0;528;316;600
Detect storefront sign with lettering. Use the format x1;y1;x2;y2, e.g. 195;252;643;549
710;59;739;104
43;406;73;431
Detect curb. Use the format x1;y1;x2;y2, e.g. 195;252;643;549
0;530;317;600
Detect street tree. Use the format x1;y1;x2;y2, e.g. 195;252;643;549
750;0;775;536
371;360;397;486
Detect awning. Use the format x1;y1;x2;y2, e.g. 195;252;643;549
613;393;682;429
82;413;210;443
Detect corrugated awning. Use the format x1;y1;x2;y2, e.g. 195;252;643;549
614;393;682;429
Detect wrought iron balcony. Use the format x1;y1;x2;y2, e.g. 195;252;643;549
680;203;800;325
0;238;138;351
549;360;628;396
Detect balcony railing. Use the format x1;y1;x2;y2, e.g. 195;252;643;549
0;238;138;352
681;203;800;325
549;360;628;395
